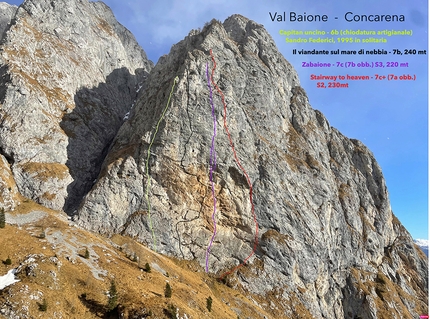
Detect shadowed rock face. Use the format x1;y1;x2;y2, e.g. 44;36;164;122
0;0;153;212
0;2;17;41
0;0;427;316
74;15;427;318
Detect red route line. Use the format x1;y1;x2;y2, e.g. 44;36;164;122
209;49;259;280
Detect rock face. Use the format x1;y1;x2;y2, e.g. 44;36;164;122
74;16;428;318
0;154;19;210
0;2;17;41
0;0;153;212
0;1;427;317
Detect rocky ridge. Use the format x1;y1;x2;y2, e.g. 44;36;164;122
0;1;427;318
75;15;428;319
0;0;153;213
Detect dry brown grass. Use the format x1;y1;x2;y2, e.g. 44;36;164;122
0;199;275;318
19;162;69;181
261;229;293;245
338;183;350;200
96;18;115;36
41;192;57;201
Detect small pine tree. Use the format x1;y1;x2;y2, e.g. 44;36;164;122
0;207;5;228
144;262;151;273
164;282;172;298
4;257;11;265
166;304;177;318
107;280;118;311
38;299;48;311
84;248;90;259
132;252;138;262
206;296;212;312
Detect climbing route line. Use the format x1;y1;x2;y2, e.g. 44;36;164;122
145;75;179;252
209;49;259;280
205;61;218;273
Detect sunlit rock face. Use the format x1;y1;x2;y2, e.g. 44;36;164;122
75;15;428;318
0;2;427;316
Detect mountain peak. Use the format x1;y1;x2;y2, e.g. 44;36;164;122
0;2;427;318
73;12;427;319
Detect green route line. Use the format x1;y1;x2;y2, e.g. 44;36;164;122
145;75;179;252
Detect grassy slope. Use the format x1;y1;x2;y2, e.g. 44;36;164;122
0;199;274;319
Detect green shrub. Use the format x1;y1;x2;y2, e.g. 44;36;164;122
164;282;172;298
0;208;5;228
4;257;11;265
107;280;118;311
84;248;90;259
144;262;151;273
39;228;46;239
165;304;177;318
38;299;48;311
206;296;213;312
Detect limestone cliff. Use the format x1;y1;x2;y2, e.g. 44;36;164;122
75;16;428;318
0;2;17;40
0;1;427;317
0;0;153;212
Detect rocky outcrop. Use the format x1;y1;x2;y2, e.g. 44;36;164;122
0;154;19;211
75;16;428;318
0;1;426;316
0;2;17;41
0;0;153;212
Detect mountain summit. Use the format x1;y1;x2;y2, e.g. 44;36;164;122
75;14;428;318
0;1;427;318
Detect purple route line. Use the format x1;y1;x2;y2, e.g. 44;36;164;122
205;62;217;273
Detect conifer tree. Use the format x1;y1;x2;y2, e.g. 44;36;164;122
4;256;11;265
38;299;48;311
107;280;118;311
165;282;172;298
206;296;213;312
0;207;5;228
144;262;151;273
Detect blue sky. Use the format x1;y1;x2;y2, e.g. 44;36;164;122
6;0;429;240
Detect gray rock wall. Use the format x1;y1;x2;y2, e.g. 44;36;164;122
0;0;153;212
0;2;17;41
75;15;428;318
0;1;426;316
